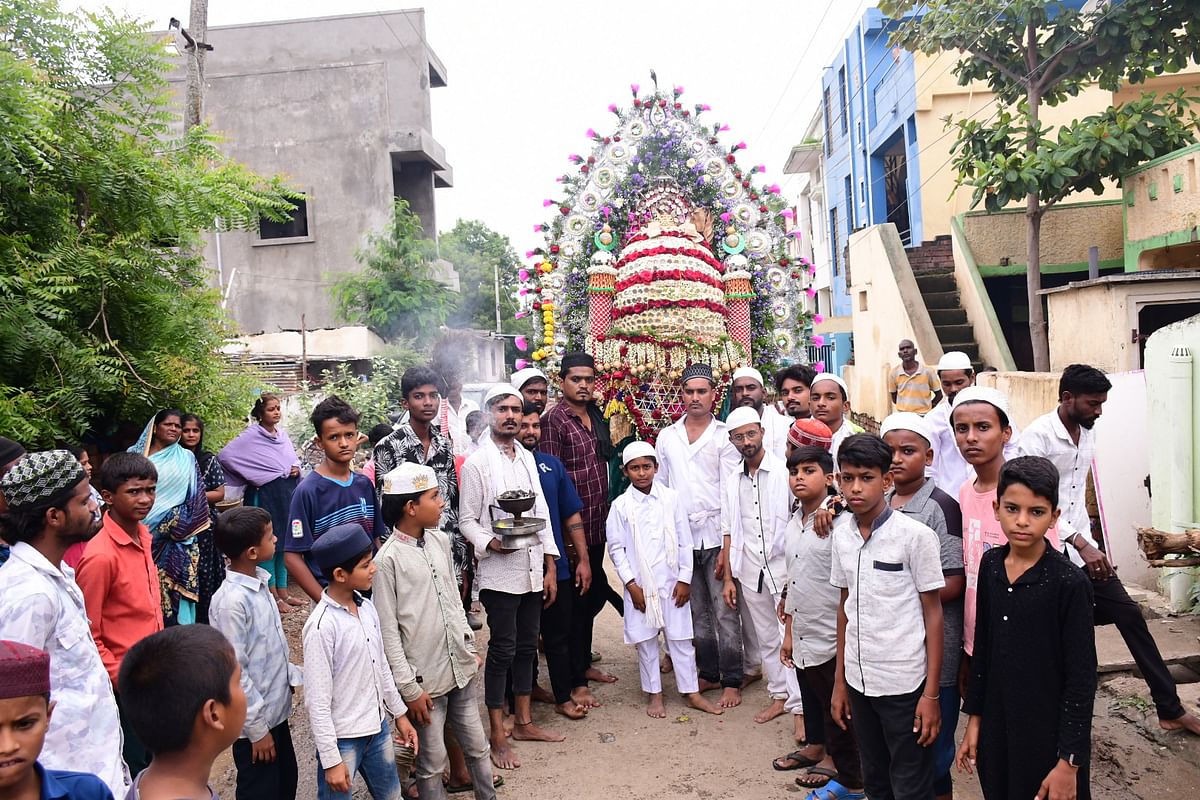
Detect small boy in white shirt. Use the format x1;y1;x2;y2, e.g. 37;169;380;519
302;523;419;800
607;442;722;719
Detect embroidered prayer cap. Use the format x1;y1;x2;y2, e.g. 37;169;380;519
621;441;656;466
725;406;762;433
559;352;595;376
787;418;834;452
510;367;548;391
0;450;86;511
310;523;373;574
680;363;715;386
381;462;438;496
0;436;25;467
0;640;51;699
483;384;523;408
811;372;849;400
951;386;1010;422
880;412;934;448
730;366;764;387
937;351;973;372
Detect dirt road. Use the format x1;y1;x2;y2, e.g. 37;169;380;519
210;589;1200;799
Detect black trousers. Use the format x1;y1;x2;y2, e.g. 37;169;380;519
480;589;541;709
797;667;825;746
847;684;934;800
803;659;862;788
1092;574;1184;720
570;543;623;682
231;720;298;800
541;575;583;703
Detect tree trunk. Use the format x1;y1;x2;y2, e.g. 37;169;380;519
1026;196;1049;371
184;0;208;131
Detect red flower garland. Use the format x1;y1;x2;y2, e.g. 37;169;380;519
614;244;725;272
614;268;724;293
611;298;729;320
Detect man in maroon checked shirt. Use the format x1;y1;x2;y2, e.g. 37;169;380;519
539;352;623;708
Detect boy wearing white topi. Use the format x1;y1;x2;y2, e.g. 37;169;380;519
606;442;724;719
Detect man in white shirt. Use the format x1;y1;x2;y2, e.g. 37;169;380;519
720;407;803;734
459;385;562;767
729;366;791;459
0;450;129;796
655;363;744;708
1019;364;1200;736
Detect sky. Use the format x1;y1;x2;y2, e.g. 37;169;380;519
66;0;873;258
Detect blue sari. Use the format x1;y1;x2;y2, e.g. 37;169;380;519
131;419;210;625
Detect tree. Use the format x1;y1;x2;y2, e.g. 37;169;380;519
440;219;521;333
332;199;456;342
882;0;1200;370
0;0;300;447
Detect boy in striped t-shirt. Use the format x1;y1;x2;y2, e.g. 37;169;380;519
286;396;380;603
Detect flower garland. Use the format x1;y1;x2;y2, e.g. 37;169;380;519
614;268;724;293
614;244;725;272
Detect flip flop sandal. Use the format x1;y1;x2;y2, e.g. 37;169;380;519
805;779;865;800
447;775;505;794
772;750;821;771
794;766;839;788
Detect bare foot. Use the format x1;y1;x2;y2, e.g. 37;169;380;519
719;687;743;708
585;666;618;683
698;677;722;693
794;713;807;743
684;692;723;715
276;599;295;615
660;653;673;674
282;593;305;607
571;687;602;708
511;720;565;742
1161;711;1200;735
741;671;762;689
754;698;787;724
555;701;588;720
489;740;520;770
531;684;556;705
502;713;515;738
646;693;666;719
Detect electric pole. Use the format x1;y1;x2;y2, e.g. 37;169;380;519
184;0;209;130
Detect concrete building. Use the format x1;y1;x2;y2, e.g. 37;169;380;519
168;10;453;338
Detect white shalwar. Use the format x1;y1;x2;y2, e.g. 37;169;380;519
607;482;699;695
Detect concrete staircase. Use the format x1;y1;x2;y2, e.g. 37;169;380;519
906;236;984;369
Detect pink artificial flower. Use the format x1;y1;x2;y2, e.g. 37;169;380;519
813;314;824;324
812;335;826;347
518;269;530;281
543;199;554;207
814;360;826;372
806;287;817;298
515;336;529;352
631;83;640;95
533;225;543;233
674;85;684;96
787;229;803;239
586;128;597;139
608;103;619;113
718;124;730;132
755;164;766;173
518;288;529;296
699;103;711;111
524;250;535;258
720;212;732;223
514;310;529;319
734;141;746;151
767;184;781;194
781;209;795;220
515;358;530;369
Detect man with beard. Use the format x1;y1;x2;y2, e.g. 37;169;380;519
774;364;817;421
512;367;550;414
809;373;864;464
1019;365;1200;736
730;367;791;459
655;363;744;708
0;450;129;796
459;386;562;769
540;353;622;690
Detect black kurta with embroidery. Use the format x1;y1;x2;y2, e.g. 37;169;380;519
964;544;1096;800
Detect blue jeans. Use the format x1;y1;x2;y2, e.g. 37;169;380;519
933;685;961;797
316;721;402;800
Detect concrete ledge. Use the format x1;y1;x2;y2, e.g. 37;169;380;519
1096;615;1200;674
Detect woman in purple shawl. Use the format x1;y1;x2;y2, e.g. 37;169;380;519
218;393;303;612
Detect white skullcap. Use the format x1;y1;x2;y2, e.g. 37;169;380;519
811;372;849;398
951;386;1010;421
381;462;438;495
731;366;764;387
510;367;548;390
621;441;657;466
725;406;763;432
483;384;523;408
937;351;973;372
879;412;934;447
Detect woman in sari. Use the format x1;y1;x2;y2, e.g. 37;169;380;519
130;408;210;625
218;393;303;613
180;413;227;624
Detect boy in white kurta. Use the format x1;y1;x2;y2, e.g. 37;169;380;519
607;442;724;719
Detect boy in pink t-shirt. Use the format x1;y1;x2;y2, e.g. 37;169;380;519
950;388;1060;656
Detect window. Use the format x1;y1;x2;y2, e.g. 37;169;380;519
838;67;848;135
259;198;310;241
830;207;840;276
822;88;833;155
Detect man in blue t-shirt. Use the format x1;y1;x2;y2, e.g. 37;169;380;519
285;396;380;602
518;403;594;718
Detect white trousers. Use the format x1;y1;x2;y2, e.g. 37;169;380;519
739;578;802;714
739;584;762;673
636;637;699;695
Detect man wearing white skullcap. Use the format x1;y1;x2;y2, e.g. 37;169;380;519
511;368;550;413
721;407;803;734
607;442;723;719
809;373;864;464
729;366;791;460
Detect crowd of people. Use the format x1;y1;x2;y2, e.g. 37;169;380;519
1;348;1198;800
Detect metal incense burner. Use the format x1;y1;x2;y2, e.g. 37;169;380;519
490;490;546;550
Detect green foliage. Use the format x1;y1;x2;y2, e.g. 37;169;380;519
441;219;521;333
332;200;457;342
0;0;300;448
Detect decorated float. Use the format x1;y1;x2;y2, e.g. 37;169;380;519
516;82;816;441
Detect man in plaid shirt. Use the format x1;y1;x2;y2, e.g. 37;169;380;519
540;352;623;700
